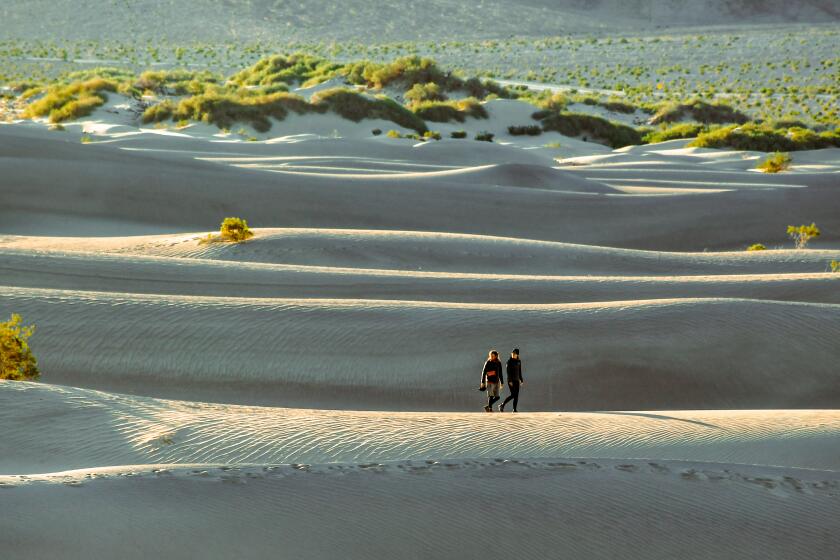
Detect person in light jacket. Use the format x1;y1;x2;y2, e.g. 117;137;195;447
480;350;503;412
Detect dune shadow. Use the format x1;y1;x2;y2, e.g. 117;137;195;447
598;411;725;430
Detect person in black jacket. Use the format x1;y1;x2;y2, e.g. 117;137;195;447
500;348;524;412
480;350;504;412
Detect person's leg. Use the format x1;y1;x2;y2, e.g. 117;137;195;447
500;392;513;411
510;385;519;412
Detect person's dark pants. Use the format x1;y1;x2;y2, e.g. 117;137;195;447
501;383;520;411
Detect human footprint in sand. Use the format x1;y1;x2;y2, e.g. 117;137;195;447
499;348;524;412
480;350;504;412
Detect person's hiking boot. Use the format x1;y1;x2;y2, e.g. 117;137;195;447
483;406;492;412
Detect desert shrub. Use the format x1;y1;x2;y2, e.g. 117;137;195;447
386;129;402;138
757;152;792;173
312;88;427;133
643;123;708;143
450;130;467;139
747;243;767;251
688;124;840;152
412;98;487;123
230;53;341;88
371;128;382;136
508;124;542;136
0;314;39;381
142;99;176;123
220;217;254;242
343;56;456;91
423;130;442;140
22;78;117;123
650;99;748;125
475;131;494;142
80;134;91;144
534;111;643;149
135;69;219;95
405;82;446;104
172;91;317;132
534;92;569;112
830;260;840;273
787;223;820;249
600;99;636;114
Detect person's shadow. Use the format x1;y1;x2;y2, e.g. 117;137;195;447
598;411;726;431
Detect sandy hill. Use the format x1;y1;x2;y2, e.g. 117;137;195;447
0;0;837;42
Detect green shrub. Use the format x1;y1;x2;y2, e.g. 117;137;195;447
450;130;467;139
475;131;494;142
220;217;254;242
757;152;792;173
747;243;767;251
135;69;219;95
534;111;643;149
142;100;176;123
830;260;840;273
230;53;341;88
386;129;402;138
343;55;455;91
650;99;748;125
423;130;442;140
311;88;427;133
787;223;820;249
0;314;39;381
405;82;445;104
412;98;487;123
643;123;708;143
172;91;317;133
688;124;840;152
508;125;542;136
22;78;117;123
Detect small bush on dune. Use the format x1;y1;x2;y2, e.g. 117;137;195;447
450;130;467;139
311;88;427;133
787;223;820;249
134;69;219;95
0;314;39;381
22;78;117;123
688;124;840;152
508;124;542;136
747;243;767;251
643;123;708;143
142;99;176;124
475;131;494;142
412;98;487;123
404;82;446;104
650;99;748;126
757;152;792;173
371;128;382;136
423;130;442;140
172;91;318;133
830;260;840;273
386;129;402;138
219;217;254;242
230;53;341;88
534;111;642;149
343;56;455;91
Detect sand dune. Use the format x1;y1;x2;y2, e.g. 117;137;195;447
3;382;840;473
2;287;838;410
3;458;838;560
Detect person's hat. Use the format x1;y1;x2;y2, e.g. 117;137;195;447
513;348;520;354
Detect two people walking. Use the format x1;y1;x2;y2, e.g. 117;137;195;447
480;348;524;412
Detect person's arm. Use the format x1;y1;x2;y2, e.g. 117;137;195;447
497;362;504;385
519;361;524;384
480;361;487;385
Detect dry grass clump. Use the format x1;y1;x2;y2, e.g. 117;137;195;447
746;243;767;251
0;313;39;381
650;99;749;125
787;223;820;249
756;152;792;173
22;78;117;123
200;217;255;244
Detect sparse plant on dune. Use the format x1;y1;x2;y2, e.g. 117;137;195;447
371;128;382;135
830;260;840;273
0;314;39;381
508;124;542;136
311;88;427;133
475;131;494;142
534;110;642;148
450;130;467;139
80;134;91;143
747;243;767;251
22;77;117;123
787;223;820;249
411;98;487;123
650;99;748;126
220;217;254;242
756;152;792;173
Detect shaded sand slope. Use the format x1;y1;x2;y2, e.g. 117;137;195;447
1;247;839;303
3;382;840;473
5;230;840;275
3;288;839;410
1;126;838;250
2;459;838;560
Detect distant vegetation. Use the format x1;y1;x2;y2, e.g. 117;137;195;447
688;124;840;152
643;123;708;144
756;152;792;173
831;260;840;273
508;125;542;136
533;109;642;149
787;223;820;249
411;98;487;123
746;243;767;251
650;99;749;126
0;314;39;381
475;131;494;142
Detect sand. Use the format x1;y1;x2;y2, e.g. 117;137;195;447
1;93;839;558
